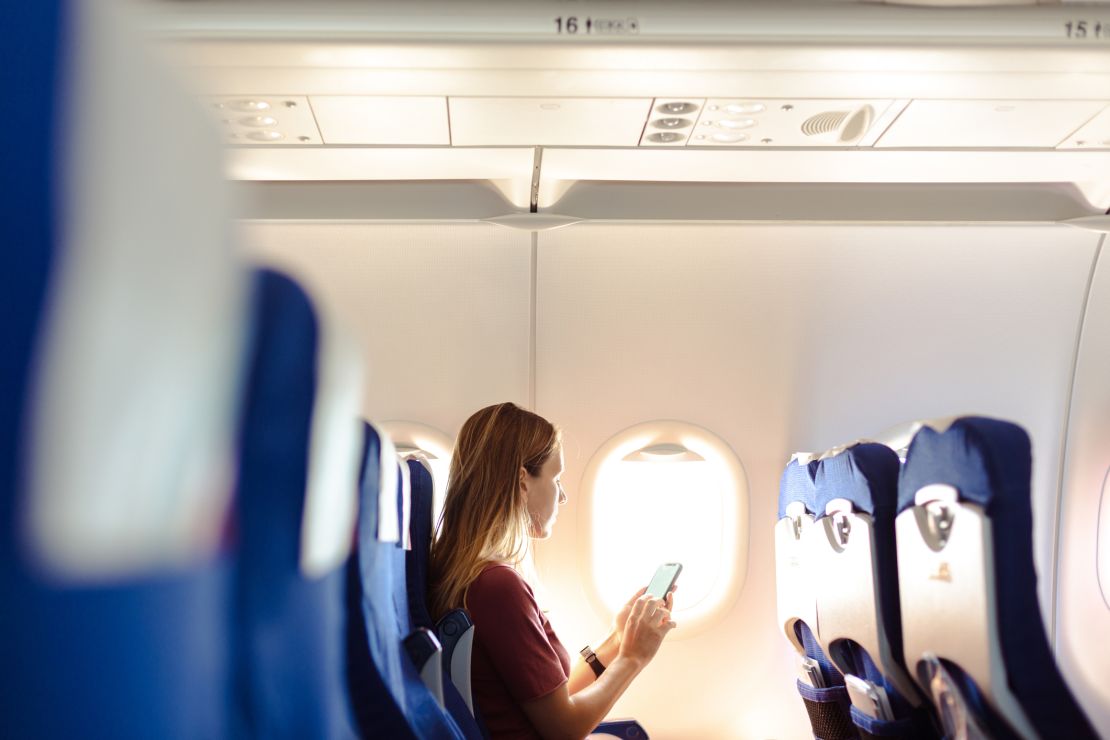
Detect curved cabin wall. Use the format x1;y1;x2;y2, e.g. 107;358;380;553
1057;237;1110;735
243;221;1101;738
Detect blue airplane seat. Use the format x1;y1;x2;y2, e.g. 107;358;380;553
897;417;1097;739
405;457;490;739
812;445;938;739
2;2;244;737
352;423;465;739
232;268;360;739
775;457;858;740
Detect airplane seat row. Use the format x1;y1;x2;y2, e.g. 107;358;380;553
776;417;1099;740
776;458;858;739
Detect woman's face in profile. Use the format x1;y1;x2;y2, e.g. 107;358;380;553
522;447;567;539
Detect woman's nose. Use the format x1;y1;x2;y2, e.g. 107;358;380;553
557;484;567;505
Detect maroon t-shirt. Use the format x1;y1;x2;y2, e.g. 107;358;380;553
465;563;571;739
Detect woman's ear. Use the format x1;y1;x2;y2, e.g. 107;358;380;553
518;465;529;496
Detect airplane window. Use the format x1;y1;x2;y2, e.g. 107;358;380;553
581;422;748;634
378;421;453;528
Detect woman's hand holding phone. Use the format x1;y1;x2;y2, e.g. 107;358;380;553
617;592;676;669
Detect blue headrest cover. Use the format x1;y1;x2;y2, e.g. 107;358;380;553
405;459;435;631
898;416;1096;738
235;268;358;739
814;443;900;519
898;417;1030;515
778;458;818;519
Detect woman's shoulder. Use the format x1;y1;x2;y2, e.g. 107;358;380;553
468;562;534;601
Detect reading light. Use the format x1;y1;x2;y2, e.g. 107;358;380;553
230;100;271;112
724;102;766;115
718;118;757;130
653;118;691;129
246;130;284;142
240;115;278;128
712;132;748;143
658;101;698;115
646;132;683;143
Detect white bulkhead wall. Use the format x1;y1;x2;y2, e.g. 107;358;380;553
243;220;1102;738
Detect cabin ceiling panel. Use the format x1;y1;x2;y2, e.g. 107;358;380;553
240;222;532;434
875;99;1108;149
310;95;450;145
532;223;1098;739
449;97;653;146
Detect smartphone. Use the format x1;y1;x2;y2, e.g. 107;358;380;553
646;562;683;599
798;656;826;688
845;674;894;721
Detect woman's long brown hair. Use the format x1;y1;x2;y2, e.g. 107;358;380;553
428;402;560;621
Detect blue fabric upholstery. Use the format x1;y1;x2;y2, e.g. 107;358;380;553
405;458;490;740
898;417;1096;739
813;444;900;520
354;424;463;740
815;444;937;738
779;458;819;518
232;269;358;739
406;459;437;632
2;5;232;737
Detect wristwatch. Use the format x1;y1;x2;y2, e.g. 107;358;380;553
580;645;606;678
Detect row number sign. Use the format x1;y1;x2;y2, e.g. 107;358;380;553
554;16;640;35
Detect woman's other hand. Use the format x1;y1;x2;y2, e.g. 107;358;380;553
617;592;676;668
614;587;646;638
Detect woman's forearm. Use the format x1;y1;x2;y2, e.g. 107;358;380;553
526;655;645;740
567;630;621;694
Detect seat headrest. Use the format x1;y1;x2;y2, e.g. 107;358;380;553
778;457;819;518
359;421;402;544
814;443;900;518
898;416;1031;515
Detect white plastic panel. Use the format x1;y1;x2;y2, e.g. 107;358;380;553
240;223;532;435
25;0;247;579
1100;469;1110;606
1056;239;1110;737
533;223;1097;739
536;149;1110;210
1059;105;1110;149
689;98;898;147
205;95;322;144
310;96;450;145
875;99;1107;148
448;97;652;146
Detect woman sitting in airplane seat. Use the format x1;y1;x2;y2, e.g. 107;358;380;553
428;402;676;740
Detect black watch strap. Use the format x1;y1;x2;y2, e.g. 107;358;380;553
580;645;605;678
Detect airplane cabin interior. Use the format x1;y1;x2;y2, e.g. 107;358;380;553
4;1;1110;738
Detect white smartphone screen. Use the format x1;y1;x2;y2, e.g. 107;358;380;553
646;563;682;599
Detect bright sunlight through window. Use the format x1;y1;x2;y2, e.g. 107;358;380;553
582;421;748;634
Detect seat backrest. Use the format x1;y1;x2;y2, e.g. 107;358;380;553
232;268;361;739
775;456;858;740
405;457;488;739
354;423;463;740
897;416;1097;739
3;2;245;737
811;444;936;738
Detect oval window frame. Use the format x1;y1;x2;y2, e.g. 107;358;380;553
378;420;454;530
577;420;749;637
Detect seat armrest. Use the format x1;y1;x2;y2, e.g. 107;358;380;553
591;718;648;738
437;609;476;716
403;627;445;709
